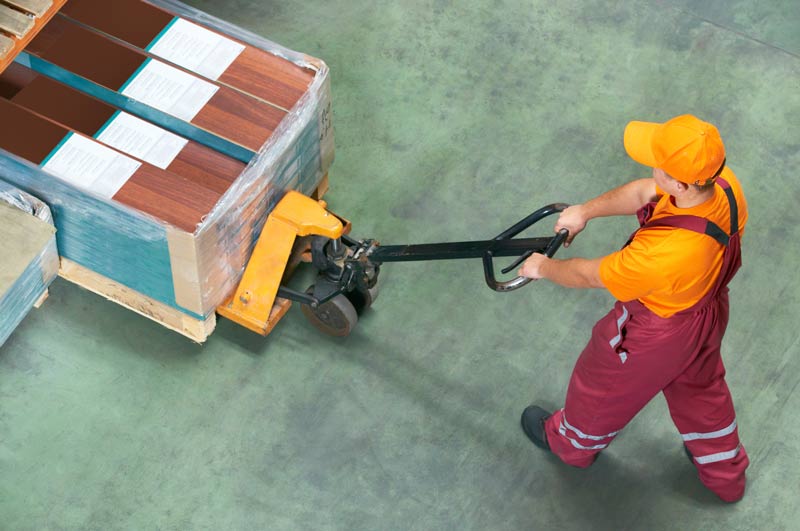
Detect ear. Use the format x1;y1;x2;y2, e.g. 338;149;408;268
662;172;688;195
673;180;690;194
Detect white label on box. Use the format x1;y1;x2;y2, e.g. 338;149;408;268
42;133;141;198
148;18;245;81
96;111;188;169
121;59;219;122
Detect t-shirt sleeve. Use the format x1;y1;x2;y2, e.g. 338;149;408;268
599;236;671;302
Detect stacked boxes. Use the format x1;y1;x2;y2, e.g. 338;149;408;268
0;0;333;340
0;180;58;347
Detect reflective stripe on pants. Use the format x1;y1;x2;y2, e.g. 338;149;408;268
543;295;748;502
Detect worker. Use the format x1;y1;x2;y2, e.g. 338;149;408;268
517;114;749;502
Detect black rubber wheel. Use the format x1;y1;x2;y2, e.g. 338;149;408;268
345;284;379;315
301;290;358;337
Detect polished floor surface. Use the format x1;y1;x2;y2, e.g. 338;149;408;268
2;1;798;529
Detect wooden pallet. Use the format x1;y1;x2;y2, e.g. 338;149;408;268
0;0;66;74
58;175;330;342
59;257;217;342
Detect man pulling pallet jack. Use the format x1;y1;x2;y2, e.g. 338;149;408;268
218;113;748;502
517;114;749;503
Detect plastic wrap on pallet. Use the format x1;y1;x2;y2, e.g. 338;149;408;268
192;75;332;314
146;0;324;71
0;178;54;223
134;0;335;316
0;0;333;327
0;180;59;347
0;150;187;313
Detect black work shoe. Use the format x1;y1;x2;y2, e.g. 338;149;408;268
521;405;551;451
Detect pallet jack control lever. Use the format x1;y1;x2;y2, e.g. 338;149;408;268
218;192;570;337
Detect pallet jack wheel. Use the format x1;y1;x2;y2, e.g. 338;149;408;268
301;288;358;337
345;284;379;315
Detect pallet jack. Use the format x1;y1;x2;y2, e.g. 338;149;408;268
217;191;569;337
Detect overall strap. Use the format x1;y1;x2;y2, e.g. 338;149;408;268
641;176;739;246
643;216;729;246
715;177;739;235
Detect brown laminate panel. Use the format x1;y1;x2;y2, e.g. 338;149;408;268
11;72;113;132
111;179;205;232
201;88;285;151
27;16;144;89
26;16;284;151
217;47;310;111
61;0;315;110
60;0;174;48
169;141;244;192
3;69;246;193
0;97;67;163
0;98;223;229
0;62;36;99
121;164;220;223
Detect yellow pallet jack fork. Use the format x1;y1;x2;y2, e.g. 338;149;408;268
217;191;347;335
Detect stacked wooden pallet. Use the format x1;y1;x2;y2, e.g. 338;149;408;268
0;179;58;347
0;0;334;341
0;0;65;71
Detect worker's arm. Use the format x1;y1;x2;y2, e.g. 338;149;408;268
556;178;657;247
518;254;604;289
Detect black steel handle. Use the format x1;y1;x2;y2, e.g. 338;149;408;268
500;227;569;274
545;228;570;257
482;203;569;292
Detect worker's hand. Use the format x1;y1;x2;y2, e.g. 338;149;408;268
555;204;588;248
518;253;549;280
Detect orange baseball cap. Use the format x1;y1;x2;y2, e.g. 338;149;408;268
624;114;726;185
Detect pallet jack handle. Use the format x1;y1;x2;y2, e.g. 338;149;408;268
482;203;570;292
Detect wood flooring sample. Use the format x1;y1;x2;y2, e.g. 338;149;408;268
2;0;52;17
0;98;223;232
61;0;315;110
27;16;285;151
0;4;34;37
2;63;245;195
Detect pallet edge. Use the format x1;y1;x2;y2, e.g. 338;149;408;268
59;257;215;343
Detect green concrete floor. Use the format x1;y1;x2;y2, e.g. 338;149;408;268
2;0;799;529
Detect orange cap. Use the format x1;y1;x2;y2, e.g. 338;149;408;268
624;114;726;185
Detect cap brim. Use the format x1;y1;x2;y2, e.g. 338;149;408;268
624;121;659;168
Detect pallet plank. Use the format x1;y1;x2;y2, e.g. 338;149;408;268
59;257;216;342
2;0;51;17
0;33;12;57
0;4;34;37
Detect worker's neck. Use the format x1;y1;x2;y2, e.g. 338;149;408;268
674;188;715;209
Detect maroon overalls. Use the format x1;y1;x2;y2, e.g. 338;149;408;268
543;177;749;502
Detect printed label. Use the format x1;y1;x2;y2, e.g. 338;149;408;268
148;18;245;81
41;133;140;198
96;111;188;169
121;59;218;122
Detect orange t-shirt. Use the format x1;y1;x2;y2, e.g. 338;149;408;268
599;168;748;317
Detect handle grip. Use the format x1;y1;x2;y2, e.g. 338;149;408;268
483;204;569;292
